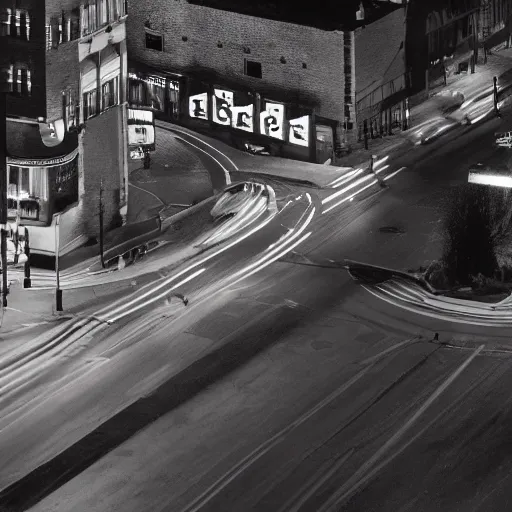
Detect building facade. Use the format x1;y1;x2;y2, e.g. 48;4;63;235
125;0;407;163
0;0;128;258
479;0;512;52
406;0;480;96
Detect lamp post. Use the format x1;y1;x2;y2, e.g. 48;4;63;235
0;92;8;307
23;226;30;288
99;178;105;268
493;76;500;117
55;213;62;311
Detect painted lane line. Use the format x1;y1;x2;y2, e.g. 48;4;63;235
177;336;424;512
128;182;165;206
318;344;484;512
357;337;421;366
175;136;232;187
160;124;240;171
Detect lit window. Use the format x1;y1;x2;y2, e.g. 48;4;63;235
83;90;97;119
1;8;11;36
101;77;118;110
99;0;108;25
16;9;30;40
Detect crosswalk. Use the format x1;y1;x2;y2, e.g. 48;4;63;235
363;276;512;327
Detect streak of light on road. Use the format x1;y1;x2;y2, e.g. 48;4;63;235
317;344;484;512
322;175;375;205
105;268;206;324
322;179;379;214
383;166;407;181
328;169;364;188
176;337;420;512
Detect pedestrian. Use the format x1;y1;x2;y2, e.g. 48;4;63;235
117;254;126;271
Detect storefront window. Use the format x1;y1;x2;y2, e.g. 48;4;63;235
146;75;165;111
52;157;79;213
7;166;49;222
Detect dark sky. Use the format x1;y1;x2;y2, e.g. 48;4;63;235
186;0;384;31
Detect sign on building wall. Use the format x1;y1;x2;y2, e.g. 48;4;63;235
212;89;254;132
188;88;310;147
189;92;209;120
128;109;155;147
260;102;285;140
289;115;309;147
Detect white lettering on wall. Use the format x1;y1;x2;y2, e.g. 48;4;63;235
189;92;208;120
212;89;234;126
289;115;309;147
260;102;285;140
232;104;254;132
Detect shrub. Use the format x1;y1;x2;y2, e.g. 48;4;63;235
441;184;498;286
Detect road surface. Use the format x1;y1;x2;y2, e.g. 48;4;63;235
3;109;512;511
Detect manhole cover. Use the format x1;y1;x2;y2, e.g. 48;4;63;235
379;226;405;234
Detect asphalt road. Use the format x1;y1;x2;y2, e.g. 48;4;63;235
4;110;512;511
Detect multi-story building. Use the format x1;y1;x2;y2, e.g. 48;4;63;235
125;0;409;163
478;0;512;53
406;0;480;96
0;0;128;259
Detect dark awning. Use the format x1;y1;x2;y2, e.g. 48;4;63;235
481;25;510;50
381;88;409;111
7;120;78;164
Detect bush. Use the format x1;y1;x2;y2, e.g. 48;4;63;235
441;184;499;286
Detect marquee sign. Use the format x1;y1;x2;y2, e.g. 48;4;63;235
189;89;310;147
6;147;79;167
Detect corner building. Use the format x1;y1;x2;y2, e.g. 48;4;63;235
126;0;409;164
0;0;129;258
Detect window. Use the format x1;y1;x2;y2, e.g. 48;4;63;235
63;89;78;128
244;60;262;79
101;77;118;109
82;2;97;36
129;78;145;105
7;166;49;222
146;75;165;110
99;0;108;25
53;158;79;213
2;8;30;39
83;89;97;119
50;17;61;48
145;29;163;51
7;64;31;96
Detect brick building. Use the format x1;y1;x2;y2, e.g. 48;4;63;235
125;0;408;163
0;0;128;258
478;0;512;52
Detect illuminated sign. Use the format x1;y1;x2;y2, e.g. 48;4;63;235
289;115;309;147
128;109;154;124
6;148;79;167
495;131;512;148
128;125;155;146
468;170;512;188
260;102;285;140
213;89;234;126
212;89;254;132
189;92;208;120
232;104;254;132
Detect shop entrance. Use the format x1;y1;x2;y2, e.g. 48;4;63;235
315;125;334;164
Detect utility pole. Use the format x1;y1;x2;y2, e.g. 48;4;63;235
99;178;105;268
493;76;500;117
23;226;30;288
0;92;8;307
55;213;62;311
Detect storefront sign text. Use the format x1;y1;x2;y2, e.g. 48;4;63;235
189;92;208;120
212;89;254;132
260;102;285;140
289;115;309;147
189;90;310;147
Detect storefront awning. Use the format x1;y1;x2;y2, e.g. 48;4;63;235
7;120;78;165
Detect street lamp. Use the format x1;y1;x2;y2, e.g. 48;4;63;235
55;213;62;311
